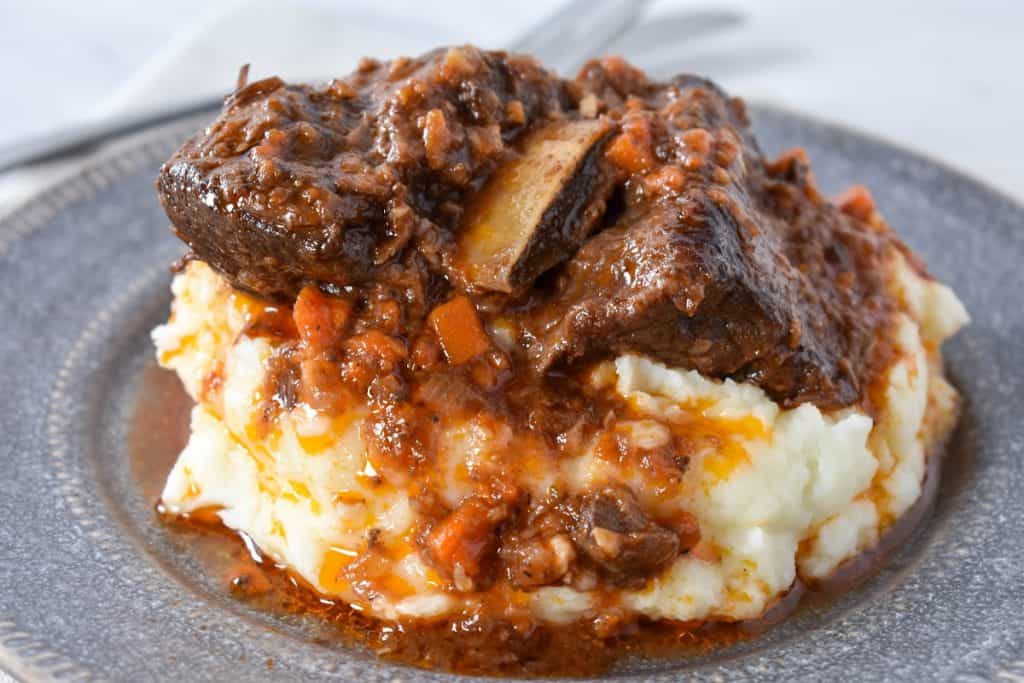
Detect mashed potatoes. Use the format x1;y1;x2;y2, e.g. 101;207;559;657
155;257;966;625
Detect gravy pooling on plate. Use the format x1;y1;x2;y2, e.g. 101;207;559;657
149;46;968;675
128;358;950;676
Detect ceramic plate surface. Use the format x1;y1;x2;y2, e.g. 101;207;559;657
0;105;1022;682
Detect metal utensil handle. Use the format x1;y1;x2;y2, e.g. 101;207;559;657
0;0;648;175
0;97;223;174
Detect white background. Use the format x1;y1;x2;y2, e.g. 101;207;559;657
1;0;1022;202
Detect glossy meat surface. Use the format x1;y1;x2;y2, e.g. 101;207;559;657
158;46;905;409
159;47;569;300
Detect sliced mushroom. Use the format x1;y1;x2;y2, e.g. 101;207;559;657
452;118;616;294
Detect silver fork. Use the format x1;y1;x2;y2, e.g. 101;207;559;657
0;0;649;175
511;0;651;74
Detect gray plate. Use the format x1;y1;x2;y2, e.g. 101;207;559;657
0;106;1022;683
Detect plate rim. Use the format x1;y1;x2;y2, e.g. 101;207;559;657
0;103;1021;683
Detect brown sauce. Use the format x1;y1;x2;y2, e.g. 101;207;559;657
159;46;902;412
143;46;945;673
128;360;192;502
128;359;947;677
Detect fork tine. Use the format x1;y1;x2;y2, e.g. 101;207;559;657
508;0;600;54
508;0;652;74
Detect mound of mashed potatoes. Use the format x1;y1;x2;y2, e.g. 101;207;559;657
154;254;965;626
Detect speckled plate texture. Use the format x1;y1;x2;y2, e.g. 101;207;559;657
0;105;1021;683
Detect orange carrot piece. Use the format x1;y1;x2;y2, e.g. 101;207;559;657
605;115;654;173
293;285;351;351
834;185;877;221
428;295;490;365
426;496;498;578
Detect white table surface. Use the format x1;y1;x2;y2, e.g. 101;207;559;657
1;0;1022;214
0;1;1021;680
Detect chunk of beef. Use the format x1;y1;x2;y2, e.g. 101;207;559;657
158;47;570;301
424;488;521;590
523;197;872;409
568;486;681;581
498;504;577;588
523;66;897;409
158;49;903;410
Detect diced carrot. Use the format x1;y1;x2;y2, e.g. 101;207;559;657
605;115;654;173
428;295;491;365
643;165;684;195
595;56;647;89
681;128;714;156
439;46;476;82
293;285;351;351
426;496;499;579
834;185;877;222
